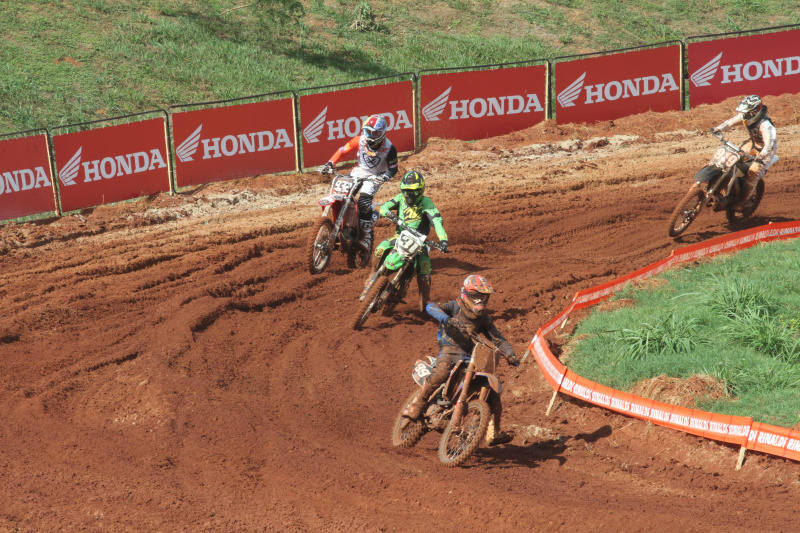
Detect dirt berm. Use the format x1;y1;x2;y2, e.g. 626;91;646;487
1;94;800;532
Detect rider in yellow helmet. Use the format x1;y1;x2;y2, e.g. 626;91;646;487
375;170;449;308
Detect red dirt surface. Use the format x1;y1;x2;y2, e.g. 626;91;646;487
2;94;800;533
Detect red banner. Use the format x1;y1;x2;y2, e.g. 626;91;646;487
0;134;56;221
688;28;800;107
555;45;682;124
52;118;171;213
171;97;296;188
419;65;547;143
298;81;415;169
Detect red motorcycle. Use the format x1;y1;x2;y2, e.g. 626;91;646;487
391;333;516;467
307;171;374;274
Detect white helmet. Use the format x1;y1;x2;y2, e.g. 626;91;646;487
736;95;765;126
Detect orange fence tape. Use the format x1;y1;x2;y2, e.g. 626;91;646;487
528;220;800;461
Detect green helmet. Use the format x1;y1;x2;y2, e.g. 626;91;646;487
400;171;426;205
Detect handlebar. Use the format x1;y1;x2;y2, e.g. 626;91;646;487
382;212;447;252
467;330;520;367
711;130;756;162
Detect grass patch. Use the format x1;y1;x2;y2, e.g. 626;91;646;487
2;0;800;132
566;237;800;427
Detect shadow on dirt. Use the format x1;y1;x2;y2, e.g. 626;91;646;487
476;440;567;469
434;256;487;273
477;425;613;469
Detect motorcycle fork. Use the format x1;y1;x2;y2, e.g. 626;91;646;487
360;263;386;301
379;263;411;307
450;361;477;429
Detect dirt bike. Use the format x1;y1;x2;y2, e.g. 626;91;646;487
391;332;518;467
667;131;774;238
306;171;375;274
350;212;447;330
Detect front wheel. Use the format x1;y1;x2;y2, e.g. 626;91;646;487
667;186;706;238
307;217;334;274
726;179;765;224
350;276;390;331
391;390;427;448
438;399;490;467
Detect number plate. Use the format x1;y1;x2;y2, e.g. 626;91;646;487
331;176;355;195
396;229;425;256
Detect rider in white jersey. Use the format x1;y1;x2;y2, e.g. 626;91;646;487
711;95;778;212
320;115;399;250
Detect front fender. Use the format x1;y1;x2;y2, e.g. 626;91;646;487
695;165;722;184
472;373;502;395
319;195;344;207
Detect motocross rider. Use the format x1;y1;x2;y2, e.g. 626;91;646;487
710;95;778;212
320;114;398;251
376;170;449;308
404;275;519;447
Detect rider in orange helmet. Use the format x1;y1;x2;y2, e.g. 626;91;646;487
404;275;519;446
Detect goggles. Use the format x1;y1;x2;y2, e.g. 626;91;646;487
466;291;490;306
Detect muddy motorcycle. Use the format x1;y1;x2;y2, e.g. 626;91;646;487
667;131;774;238
307;171;375;274
350;212;447;330
391;332;516;467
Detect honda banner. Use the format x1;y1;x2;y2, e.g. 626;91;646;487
688;28;800;107
171;96;296;188
52;117;171;213
555;45;682;124
419;65;547;143
298;80;415;169
0;133;56;221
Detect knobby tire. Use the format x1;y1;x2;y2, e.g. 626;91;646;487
438;399;490;467
667;186;706;238
350;276;390;331
726;179;765;224
347;242;372;270
307;217;334;274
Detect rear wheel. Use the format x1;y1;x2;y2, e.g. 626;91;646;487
726;179;765;223
307;217;334;274
350;276;390;331
346;242;372;269
438;399;490;467
391;390;427;448
667;186;706;238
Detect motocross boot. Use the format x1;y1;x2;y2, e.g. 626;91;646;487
358;219;373;251
485;395;514;446
417;274;431;313
733;168;762;213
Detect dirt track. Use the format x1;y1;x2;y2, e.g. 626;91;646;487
2;95;800;533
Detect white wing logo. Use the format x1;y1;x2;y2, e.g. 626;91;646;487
58;147;82;186
422;87;451;121
690;52;723;87
176;124;202;162
303;107;327;143
557;72;586;108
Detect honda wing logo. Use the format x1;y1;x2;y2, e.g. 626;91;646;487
59;147;82;186
422;87;451;121
691;52;722;87
557;72;585;108
176;124;202;162
303;107;327;144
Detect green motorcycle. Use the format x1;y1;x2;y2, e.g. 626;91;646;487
350;212;447;331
